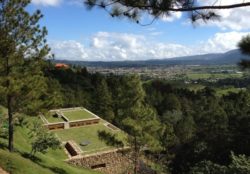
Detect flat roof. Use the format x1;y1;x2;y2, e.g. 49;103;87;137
45;111;65;123
53;122;127;155
62;109;96;121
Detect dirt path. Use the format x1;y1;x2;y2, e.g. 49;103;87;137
0;167;8;174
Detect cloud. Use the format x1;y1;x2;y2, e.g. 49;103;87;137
49;31;249;61
197;31;248;53
49;40;88;60
197;0;250;30
161;12;182;22
31;0;62;6
149;32;164;36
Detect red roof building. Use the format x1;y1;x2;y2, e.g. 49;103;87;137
55;63;69;69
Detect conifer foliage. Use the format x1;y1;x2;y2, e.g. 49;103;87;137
84;0;250;25
0;0;50;152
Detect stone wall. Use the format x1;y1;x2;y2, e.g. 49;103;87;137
44;118;100;130
69;118;100;128
65;141;79;157
67;149;133;174
46;123;64;130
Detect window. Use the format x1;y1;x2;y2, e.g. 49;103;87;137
91;163;106;169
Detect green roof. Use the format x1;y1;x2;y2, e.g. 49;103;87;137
62;110;96;121
45;112;65;123
54;123;127;155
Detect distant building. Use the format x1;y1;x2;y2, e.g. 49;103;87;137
55;63;69;69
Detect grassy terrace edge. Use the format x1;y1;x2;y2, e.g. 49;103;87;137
54;123;127;155
62;109;96;121
0;116;100;174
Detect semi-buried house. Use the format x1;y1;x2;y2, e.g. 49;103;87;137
40;107;132;174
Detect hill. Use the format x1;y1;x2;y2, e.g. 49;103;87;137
54;49;250;68
0;113;100;174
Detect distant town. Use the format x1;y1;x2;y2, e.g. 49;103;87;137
86;65;243;82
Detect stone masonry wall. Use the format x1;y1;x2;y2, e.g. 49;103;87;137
69;118;100;128
67;149;133;174
46;123;64;130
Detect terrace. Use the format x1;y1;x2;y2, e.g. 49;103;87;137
41;107;127;157
45;112;65;123
41;108;101;130
62;109;96;121
54;122;127;155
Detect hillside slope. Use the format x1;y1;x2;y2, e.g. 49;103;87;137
55;49;250;67
0;117;100;174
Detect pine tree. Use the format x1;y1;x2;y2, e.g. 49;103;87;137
85;0;250;24
29;121;60;156
0;0;50;152
119;75;162;174
94;78;114;122
238;35;250;69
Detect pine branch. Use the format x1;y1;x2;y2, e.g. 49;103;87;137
87;1;250;12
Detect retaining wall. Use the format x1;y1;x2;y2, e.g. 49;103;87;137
67;149;132;174
45;118;101;130
65;142;79;157
45;123;65;130
69;118;100;128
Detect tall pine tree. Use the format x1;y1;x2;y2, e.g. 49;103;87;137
0;0;50;152
118;75;161;174
94;78;114;122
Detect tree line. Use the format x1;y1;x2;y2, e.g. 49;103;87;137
1;0;250;173
41;64;250;173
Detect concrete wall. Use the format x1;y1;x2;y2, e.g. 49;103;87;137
67;149;133;174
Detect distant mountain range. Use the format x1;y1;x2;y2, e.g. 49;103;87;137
54;49;250;68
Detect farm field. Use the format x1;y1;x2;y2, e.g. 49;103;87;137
215;87;245;96
186;73;243;80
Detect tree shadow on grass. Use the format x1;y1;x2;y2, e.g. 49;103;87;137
21;152;68;174
0;142;7;149
49;167;68;174
21;152;42;163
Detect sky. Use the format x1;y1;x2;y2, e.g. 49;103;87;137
29;0;250;61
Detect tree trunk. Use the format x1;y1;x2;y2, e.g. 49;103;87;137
134;136;138;174
7;95;13;152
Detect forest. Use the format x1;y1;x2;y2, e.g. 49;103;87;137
1;0;250;173
25;62;249;174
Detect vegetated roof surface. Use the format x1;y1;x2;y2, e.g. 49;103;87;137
46;112;65;123
54;122;127;155
62;110;96;121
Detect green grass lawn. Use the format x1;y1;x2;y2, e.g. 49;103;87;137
54;123;127;154
0;116;100;174
0;106;7;119
62;109;96;121
46;112;65;123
